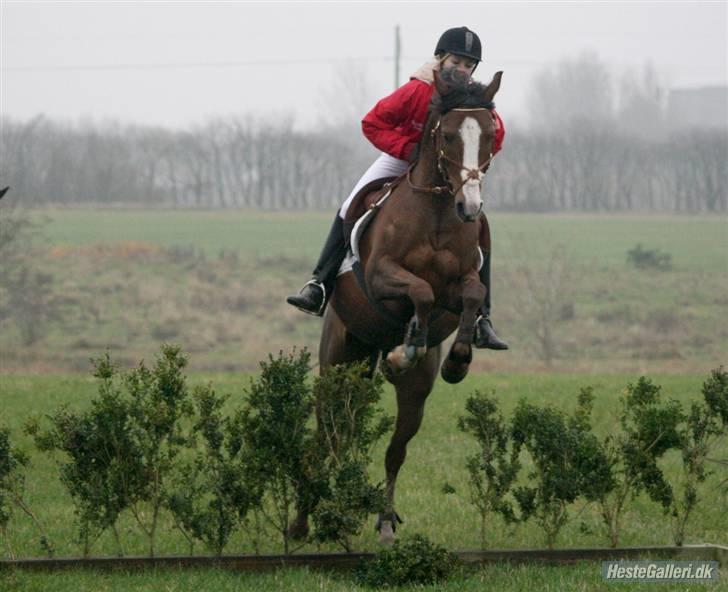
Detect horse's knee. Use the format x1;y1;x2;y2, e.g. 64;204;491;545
408;283;434;310
462;281;486;310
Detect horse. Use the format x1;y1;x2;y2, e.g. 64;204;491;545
293;69;503;544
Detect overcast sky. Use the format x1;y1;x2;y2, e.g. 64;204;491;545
1;1;726;130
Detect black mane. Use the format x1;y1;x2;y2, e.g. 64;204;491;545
432;68;494;113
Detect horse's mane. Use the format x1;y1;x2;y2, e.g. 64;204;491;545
431;68;494;113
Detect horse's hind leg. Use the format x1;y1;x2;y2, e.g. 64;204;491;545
288;305;378;541
377;344;441;544
441;272;485;384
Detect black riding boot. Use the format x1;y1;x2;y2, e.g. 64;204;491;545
286;213;347;316
474;249;509;350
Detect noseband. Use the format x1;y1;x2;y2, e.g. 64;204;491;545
407;108;494;196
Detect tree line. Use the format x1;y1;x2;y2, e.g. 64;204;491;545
1;114;725;213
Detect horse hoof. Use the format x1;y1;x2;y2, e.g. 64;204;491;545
378;521;395;545
441;359;469;384
386;346;411;373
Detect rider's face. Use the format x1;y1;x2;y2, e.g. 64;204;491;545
440;54;477;77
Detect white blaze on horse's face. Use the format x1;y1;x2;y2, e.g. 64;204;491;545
458;116;484;219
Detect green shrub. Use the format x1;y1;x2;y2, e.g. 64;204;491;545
236;348;315;555
593;377;683;547
511;389;612;549
310;362;393;552
670;367;728;545
626;244;672;271
355;534;459;588
24;354;143;557
166;384;260;555
25;345;193;557
0;426;53;558
457;390;520;549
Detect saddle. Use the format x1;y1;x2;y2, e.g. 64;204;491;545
342;175;404;247
337;174;409;325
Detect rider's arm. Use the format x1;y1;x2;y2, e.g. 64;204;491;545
361;80;426;161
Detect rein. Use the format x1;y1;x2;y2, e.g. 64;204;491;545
406;108;494;196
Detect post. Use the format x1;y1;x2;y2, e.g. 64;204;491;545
394;24;401;89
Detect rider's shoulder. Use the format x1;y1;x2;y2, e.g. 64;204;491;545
386;78;432;104
409;58;440;85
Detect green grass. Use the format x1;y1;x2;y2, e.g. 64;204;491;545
2;369;727;590
3;562;728;592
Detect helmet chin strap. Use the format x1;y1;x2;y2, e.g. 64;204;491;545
437;52;480;77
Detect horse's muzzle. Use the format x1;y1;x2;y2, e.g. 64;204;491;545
456;200;482;223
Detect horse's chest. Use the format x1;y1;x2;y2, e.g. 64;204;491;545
406;247;468;281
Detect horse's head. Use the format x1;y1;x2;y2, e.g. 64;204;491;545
429;69;503;223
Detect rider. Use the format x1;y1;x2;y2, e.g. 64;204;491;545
287;26;508;350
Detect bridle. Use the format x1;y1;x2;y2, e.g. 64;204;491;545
407;107;494;196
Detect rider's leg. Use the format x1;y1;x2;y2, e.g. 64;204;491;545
340;153;409;219
287;153;409;316
474;249;509;350
286;212;346;316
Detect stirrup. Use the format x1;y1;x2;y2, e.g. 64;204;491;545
474;314;508;350
473;313;487;342
298;279;326;317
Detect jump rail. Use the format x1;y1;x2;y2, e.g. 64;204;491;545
1;544;726;573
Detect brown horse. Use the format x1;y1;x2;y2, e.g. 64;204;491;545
294;70;503;544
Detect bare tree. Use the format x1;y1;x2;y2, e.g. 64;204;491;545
527;51;615;131
506;242;576;367
0;193;60;346
617;62;668;140
317;59;376;134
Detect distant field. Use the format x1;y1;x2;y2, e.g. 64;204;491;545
0;208;725;373
34;208;728;271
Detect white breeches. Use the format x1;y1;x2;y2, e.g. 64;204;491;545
339;152;409;219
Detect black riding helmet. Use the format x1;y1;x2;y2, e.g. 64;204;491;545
435;26;482;63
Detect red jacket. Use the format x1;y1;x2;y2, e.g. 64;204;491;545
361;78;505;161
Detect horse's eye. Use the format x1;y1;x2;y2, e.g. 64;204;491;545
443;133;455;142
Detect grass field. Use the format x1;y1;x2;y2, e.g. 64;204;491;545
1;371;726;590
3;561;726;592
1;208;726;374
0;208;726;589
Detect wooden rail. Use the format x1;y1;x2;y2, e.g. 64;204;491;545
1;544;725;573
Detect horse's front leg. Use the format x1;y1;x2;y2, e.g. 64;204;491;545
441;271;485;384
368;260;434;373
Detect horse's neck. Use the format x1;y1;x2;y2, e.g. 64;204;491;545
403;124;460;231
410;120;442;190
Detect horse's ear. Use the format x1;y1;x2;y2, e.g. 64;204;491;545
433;69;450;96
484;71;503;104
